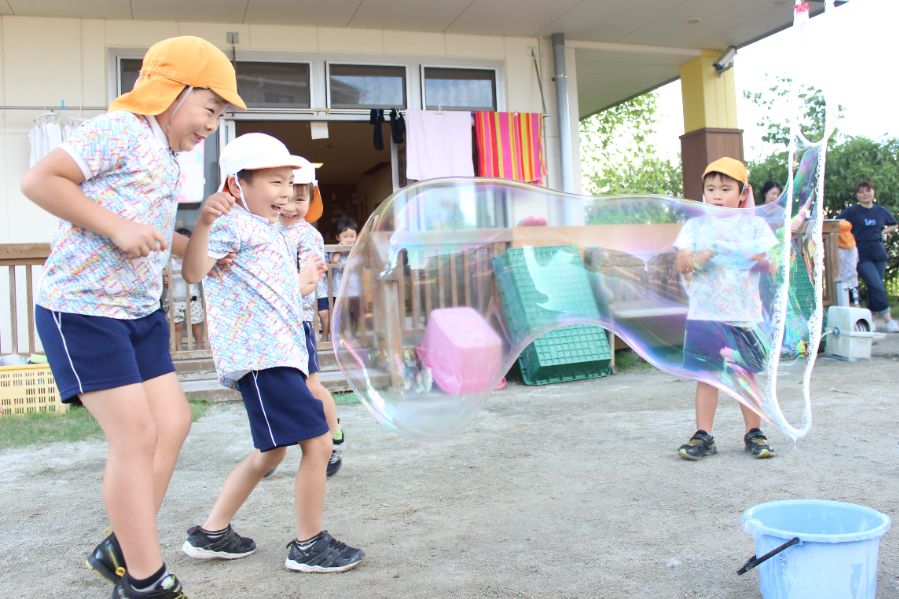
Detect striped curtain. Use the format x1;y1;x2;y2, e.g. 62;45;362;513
474;112;546;184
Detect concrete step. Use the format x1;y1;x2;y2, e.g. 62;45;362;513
178;365;353;401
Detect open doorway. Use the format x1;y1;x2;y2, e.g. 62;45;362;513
234;119;403;242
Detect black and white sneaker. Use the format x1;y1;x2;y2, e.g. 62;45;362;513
744;428;776;459
111;573;186;599
87;531;127;584
327;423;345;477
285;531;364;573
677;430;717;460
181;525;256;560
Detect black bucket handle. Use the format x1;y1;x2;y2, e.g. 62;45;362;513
737;536;800;575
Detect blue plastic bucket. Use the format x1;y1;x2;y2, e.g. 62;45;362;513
741;500;891;599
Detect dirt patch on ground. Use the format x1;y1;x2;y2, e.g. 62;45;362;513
2;338;898;598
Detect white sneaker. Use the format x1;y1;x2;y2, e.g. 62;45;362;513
885;319;899;333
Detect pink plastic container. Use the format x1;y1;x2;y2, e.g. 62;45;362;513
417;307;503;394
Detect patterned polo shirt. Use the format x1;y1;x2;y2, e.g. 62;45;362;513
674;213;778;324
294;221;325;322
203;207;309;387
36;111;180;319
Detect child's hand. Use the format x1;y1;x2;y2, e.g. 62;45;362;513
694;249;714;266
110;221;168;258
198;192;236;226
208;252;237;278
298;255;327;294
307;253;327;277
330;252;341;264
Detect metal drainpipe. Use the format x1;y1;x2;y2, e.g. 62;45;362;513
552;32;574;193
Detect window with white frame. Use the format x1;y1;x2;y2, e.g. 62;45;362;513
328;64;406;110
236;61;311;109
423;67;497;111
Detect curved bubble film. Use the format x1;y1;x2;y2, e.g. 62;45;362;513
332;142;827;441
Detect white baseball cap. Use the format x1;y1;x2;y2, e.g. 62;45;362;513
292;157;318;185
218;133;305;191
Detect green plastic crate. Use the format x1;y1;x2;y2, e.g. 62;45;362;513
492;246;601;341
492;246;612;385
518;324;612;385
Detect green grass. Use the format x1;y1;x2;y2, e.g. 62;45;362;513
0;397;215;450
333;391;360;406
614;349;652;372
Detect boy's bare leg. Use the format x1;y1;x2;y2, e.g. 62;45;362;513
318;310;330;339
191;323;204;349
738;401;763;433
173;321;183;351
202;447;287;531
295;434;331;540
81;384;163;579
143;372;192;511
695;381;719;432
307;372;338;434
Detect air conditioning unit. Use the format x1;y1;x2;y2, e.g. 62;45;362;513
825;306;880;361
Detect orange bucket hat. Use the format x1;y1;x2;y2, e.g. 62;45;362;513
703;157;748;185
702;156;754;208
838;219;856;249
110;36;246;115
292;159;324;223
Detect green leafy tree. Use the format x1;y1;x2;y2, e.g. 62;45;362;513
745;77;899;275
743;75;838;149
579;91;683;200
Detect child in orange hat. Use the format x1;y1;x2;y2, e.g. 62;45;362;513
21;36;245;599
674;157;779;462
838;219;861;306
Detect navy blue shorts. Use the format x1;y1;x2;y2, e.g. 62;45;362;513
35;306;175;403
683;320;767;374
317;297;330;311
236;367;329;452
303;321;320;375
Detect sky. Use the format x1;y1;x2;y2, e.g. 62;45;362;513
650;0;897;161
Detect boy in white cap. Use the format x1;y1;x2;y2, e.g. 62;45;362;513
266;159;346;479
180;133;364;573
21;35;245;598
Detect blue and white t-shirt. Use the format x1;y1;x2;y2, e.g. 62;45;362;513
203;207;308;387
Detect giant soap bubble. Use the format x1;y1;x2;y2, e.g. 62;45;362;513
332;141;827;441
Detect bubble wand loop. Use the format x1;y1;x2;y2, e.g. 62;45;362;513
762;0;838;439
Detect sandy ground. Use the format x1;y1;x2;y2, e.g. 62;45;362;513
2;336;898;599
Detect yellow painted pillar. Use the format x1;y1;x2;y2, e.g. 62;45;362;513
679;49;744;201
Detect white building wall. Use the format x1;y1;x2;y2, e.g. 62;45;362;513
0;15;581;244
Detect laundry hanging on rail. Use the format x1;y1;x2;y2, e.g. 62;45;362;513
28;113;81;167
405;110;474;181
474;111;545;184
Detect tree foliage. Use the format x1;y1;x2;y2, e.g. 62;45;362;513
744;78;899;273
579;91;683;198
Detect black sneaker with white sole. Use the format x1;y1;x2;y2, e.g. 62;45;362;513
677;430;717;460
87;531;126;584
744;428;776;459
285;531;364;573
111;573;186;599
181;525;256;560
328;423;345;477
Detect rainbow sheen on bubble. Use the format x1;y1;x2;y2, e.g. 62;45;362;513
332;141;827;441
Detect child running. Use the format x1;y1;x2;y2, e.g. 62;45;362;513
179;133;364;572
21;36;245;598
271;159;346;477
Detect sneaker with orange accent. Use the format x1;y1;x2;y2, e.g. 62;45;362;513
86;532;126;584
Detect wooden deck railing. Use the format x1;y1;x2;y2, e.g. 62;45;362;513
0;243;352;358
0;222;842;363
